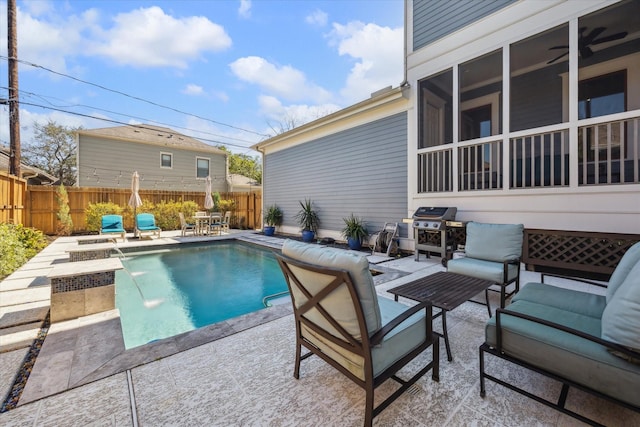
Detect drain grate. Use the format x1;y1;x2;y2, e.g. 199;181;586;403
406;384;422;395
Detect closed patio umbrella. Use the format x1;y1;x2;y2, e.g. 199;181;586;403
128;171;143;237
204;176;214;210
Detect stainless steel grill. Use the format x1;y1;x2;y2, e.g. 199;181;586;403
412;207;463;263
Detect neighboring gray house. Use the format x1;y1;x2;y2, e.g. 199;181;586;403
255;0;640;247
76;125;228;192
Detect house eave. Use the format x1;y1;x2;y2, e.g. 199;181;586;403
252;85;409;153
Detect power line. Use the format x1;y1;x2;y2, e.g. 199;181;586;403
0;55;271;138
18;100;262;152
2;86;262;147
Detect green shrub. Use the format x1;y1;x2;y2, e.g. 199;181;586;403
85;202;123;232
0;223;47;279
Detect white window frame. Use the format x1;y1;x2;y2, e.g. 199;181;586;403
196;157;210;179
160;152;173;169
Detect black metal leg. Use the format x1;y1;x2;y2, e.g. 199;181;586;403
441;310;452;361
485;289;492;317
479;345;486;397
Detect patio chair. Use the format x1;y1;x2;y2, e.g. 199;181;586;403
178;213;196;236
276;240;439;427
135;213;161;238
370;222;399;257
220;211;231;233
100;214;126;242
446;221;524;309
208;212;222;235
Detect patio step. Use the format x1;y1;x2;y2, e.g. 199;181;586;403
0;321;42;352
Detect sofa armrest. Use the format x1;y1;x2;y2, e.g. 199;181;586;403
502;258;521;284
369;301;433;346
540;273;607;289
494;308;640;361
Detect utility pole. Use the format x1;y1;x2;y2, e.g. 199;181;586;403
8;0;21;177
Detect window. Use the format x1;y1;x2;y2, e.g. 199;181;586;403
419;70;453;149
578;71;626;120
196;157;210;179
160;152;172;168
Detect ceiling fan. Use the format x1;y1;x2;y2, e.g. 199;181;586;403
547;26;628;64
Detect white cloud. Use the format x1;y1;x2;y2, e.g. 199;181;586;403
182;84;204;96
305;9;328;27
238;0;252;19
90;6;232;68
258;95;340;132
229;56;331;103
327;21;403;104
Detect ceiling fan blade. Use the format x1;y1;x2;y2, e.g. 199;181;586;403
583;27;607;44
591;31;628;45
547;51;568;64
549;45;569;50
580;46;594;59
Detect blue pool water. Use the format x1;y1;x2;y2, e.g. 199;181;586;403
115;242;287;349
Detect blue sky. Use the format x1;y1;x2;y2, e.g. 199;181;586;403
1;0;404;155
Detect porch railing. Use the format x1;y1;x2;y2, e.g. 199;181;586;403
509;129;570;189
458;140;502;191
418;148;453;192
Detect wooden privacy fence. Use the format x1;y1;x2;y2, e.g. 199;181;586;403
25;186;262;234
0;171;26;225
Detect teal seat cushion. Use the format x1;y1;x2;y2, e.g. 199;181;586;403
513;283;606;319
282;240;381;338
601;262;640;352
372;297;427;377
486;299;640;407
447;257;518;284
101;215;124;232
606;241;640;303
464;222;524;263
136;214;158;230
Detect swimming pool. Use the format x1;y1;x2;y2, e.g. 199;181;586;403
115;242;287;349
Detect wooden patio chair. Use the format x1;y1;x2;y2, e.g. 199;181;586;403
276;240;439;427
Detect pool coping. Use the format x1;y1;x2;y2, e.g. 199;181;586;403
14;232;411;406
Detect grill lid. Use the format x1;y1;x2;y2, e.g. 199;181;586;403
412;207;457;220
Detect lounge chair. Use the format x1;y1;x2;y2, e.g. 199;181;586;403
276;240;439;427
100;214;126;242
178;213;196;236
135;213;161;238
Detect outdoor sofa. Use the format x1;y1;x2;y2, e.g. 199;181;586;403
480;241;640;425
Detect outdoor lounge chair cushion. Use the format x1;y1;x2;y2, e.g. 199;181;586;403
463;222;524;263
606;241;640;303
486;299;640;407
447;257;519;284
513;283;606;319
101;215;124;232
136;213;159;230
282;240;382;338
601;261;640;352
299;297;426;381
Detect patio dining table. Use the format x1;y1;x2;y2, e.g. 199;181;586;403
193;213;222;235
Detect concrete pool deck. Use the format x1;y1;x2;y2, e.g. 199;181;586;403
1;230;639;425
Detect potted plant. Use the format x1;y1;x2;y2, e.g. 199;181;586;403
294;198;319;242
341;214;368;250
263;204;283;236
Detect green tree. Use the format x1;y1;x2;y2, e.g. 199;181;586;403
217;146;262;184
22;120;81;186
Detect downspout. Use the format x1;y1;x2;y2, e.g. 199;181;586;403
400;0;409;89
256;144;266;230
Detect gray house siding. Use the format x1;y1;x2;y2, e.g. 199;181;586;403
413;0;515;52
264;112;408;238
77;135;227;192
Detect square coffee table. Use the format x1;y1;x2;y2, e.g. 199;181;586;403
388;271;494;361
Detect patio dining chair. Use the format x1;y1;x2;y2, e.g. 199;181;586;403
178;213;196;236
220;211;231;233
276;240;439;427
